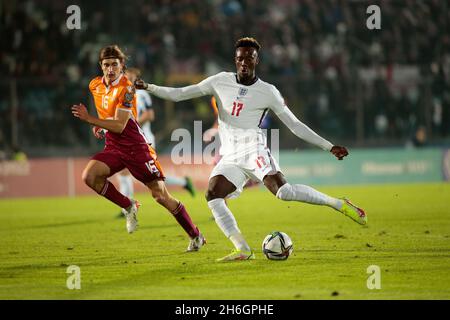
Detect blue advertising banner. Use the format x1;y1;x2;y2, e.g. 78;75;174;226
278;148;447;185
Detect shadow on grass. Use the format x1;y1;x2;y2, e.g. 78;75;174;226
30;219;106;229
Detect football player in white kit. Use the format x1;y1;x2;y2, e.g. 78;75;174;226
135;37;367;262
116;68;196;211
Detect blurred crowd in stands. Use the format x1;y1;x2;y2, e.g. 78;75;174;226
1;0;449;156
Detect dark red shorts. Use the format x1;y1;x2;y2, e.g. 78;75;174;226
92;144;165;184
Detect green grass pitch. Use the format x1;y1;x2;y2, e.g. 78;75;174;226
1;183;449;299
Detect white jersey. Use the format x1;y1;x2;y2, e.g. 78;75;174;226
136;89;155;145
147;71;334;193
147;71;333;160
199;72;278;129
197;72;289;159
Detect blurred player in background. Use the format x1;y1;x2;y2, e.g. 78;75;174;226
115;68;196;218
71;45;205;252
135;37;366;261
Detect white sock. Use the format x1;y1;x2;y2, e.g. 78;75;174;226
276;183;343;210
207;198;251;251
118;175;134;198
229;233;251;252
165;176;186;187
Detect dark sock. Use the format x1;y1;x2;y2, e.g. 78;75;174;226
172;202;200;238
99;180;132;209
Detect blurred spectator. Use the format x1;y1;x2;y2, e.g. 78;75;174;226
11;145;28;162
406;126;428;148
0;131;7;161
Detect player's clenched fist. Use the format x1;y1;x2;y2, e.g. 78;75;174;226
330;145;349;160
92;126;104;139
134;79;148;90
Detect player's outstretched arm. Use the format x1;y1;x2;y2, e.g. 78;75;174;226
134;79;206;102
275;107;333;150
275;107;349;160
71;103;130;134
135;75;216;102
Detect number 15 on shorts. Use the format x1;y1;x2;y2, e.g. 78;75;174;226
145;160;160;175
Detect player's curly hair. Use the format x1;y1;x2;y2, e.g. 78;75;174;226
99;45;128;64
235;37;261;52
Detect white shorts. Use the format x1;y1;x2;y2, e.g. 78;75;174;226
209;147;281;199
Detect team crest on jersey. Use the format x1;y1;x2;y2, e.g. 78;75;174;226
123;86;135;107
238;87;248;96
124;92;134;101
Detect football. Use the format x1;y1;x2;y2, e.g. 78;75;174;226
262;231;294;260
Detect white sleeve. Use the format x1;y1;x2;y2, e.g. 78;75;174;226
268;85;287;115
269;85;333;151
144;91;152;108
146;73;219;102
137;90;152;109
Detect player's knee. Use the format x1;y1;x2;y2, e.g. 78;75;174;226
205;188;225;201
276;183;294;201
205;190;213;201
81;169;95;188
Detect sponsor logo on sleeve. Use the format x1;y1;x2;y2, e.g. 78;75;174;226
123;86;135;108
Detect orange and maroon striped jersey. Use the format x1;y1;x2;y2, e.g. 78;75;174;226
89;74;148;148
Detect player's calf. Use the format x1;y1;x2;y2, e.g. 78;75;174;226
147;179;204;245
148;180;178;211
275;183;341;210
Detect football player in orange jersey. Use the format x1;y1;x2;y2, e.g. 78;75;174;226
71;45;205;252
114;67;196;218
